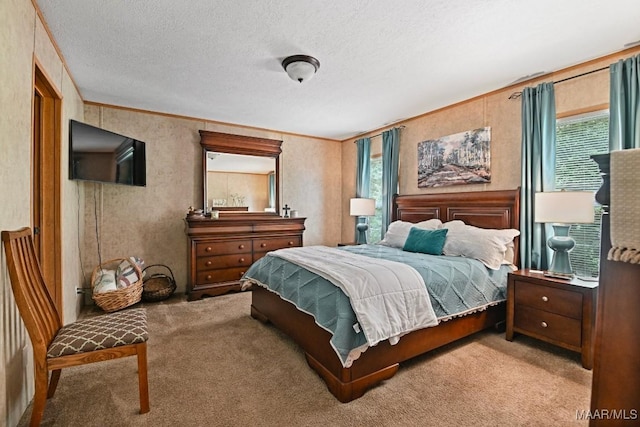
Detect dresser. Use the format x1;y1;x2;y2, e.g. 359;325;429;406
589;153;640;425
185;213;305;300
506;269;598;369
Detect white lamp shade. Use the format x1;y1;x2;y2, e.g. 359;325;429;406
534;191;595;224
350;198;376;217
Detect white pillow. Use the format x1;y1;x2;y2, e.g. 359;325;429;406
379;219;443;248
442;221;520;270
503;242;516;265
448;221;517;265
442;220;466;229
415;218;444;230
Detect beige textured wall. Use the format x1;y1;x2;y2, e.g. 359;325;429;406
0;1;85;425
82;107;342;294
340;48;640;242
281;134;342;246
81;107;201;296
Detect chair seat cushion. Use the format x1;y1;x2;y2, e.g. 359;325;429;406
47;308;148;358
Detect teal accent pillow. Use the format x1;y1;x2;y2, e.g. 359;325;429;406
403;227;448;255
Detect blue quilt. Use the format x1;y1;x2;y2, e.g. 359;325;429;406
242;244;511;367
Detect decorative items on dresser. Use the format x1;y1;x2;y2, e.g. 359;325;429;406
505;269;597;369
185;214;305;300
589;152;640;425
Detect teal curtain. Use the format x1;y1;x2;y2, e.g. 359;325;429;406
355;137;371;241
520;82;556;270
609;54;640;150
381;128;400;238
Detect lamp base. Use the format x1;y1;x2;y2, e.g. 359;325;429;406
356;222;369;245
546;224;575;279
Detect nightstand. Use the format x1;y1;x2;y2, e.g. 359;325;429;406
506;269;598;369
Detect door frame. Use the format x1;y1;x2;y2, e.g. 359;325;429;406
32;58;63;315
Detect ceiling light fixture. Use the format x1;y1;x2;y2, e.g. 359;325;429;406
282;55;320;83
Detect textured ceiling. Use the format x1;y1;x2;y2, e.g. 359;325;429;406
37;0;640;140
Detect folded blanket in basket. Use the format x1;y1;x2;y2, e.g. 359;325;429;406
116;257;145;289
93;269;117;294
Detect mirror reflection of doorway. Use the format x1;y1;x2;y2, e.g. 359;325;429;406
32;64;62;314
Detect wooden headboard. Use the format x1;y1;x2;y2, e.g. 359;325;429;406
393;188;521;264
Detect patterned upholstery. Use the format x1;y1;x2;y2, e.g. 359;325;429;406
47;308;148;358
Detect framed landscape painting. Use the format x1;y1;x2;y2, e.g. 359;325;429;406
417;127;491;188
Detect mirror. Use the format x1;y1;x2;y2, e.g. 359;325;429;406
200;130;281;215
206;152;276;212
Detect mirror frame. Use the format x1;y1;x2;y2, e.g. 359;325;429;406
199;130;282;215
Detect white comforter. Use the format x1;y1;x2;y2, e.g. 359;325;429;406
268;246;438;347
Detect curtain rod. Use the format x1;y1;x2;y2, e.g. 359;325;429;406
353;125;405;142
508;65;609;100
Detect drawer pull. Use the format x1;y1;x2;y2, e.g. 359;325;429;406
239;244;245;249
541;296;549;302
240;271;245;277
288;241;294;246
205;246;212;252
205;261;212;266
541;321;548;328
261;243;267;248
239;258;245;263
206;274;212;280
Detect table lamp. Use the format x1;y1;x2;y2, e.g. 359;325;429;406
534;190;594;279
350;198;376;244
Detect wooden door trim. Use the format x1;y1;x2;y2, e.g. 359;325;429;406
32;57;63;315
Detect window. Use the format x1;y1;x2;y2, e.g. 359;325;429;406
367;155;383;243
555;111;609;278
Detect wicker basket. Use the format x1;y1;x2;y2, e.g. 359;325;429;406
141;264;177;302
91;258;143;312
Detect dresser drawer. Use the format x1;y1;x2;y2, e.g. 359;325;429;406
196;254;252;271
514;280;583;319
196;240;252;256
514;305;582;348
196;267;247;284
253;236;301;252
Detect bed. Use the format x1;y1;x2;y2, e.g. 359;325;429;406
245;189;520;402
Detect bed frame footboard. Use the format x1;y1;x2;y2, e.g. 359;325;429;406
250;285;505;402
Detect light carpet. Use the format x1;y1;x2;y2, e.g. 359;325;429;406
19;292;592;426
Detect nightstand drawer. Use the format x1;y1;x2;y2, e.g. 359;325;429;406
506;270;598;369
514;280;583;319
514;305;582;348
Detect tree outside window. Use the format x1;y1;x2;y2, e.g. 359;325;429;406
367;156;383;243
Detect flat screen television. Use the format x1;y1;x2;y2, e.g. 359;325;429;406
69;120;146;186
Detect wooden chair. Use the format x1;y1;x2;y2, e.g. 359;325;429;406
1;227;150;426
